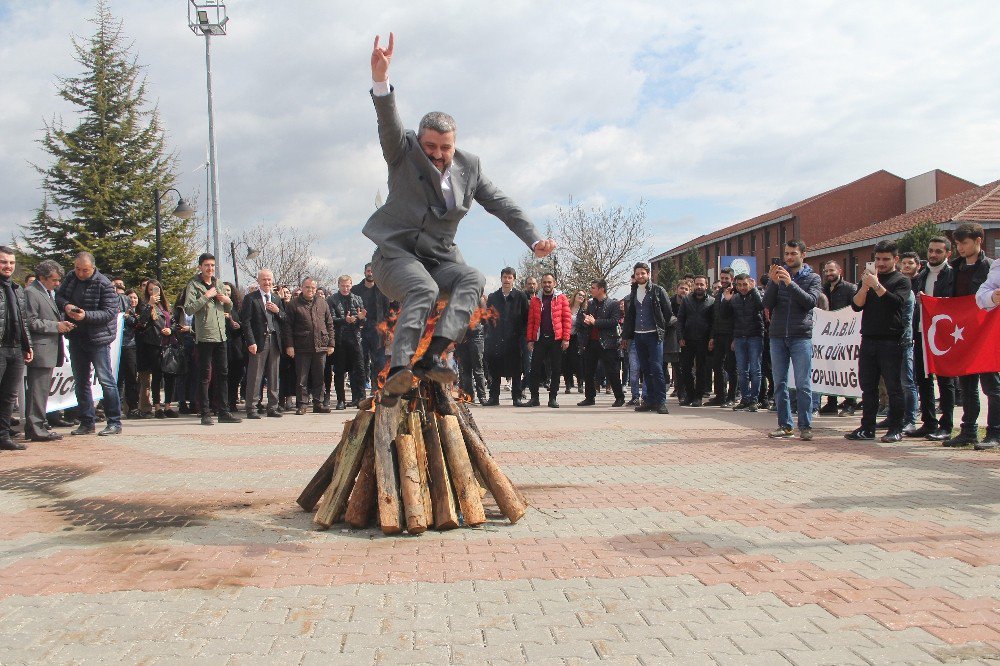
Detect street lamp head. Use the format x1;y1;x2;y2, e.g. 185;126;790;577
172;197;196;220
246;247;260;261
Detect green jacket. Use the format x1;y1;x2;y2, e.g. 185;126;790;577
183;275;232;343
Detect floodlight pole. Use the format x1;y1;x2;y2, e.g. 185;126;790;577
204;32;222;276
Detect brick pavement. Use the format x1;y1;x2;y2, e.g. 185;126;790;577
0;393;997;664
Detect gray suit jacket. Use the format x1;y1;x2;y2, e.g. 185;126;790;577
25;280;64;368
363;88;542;265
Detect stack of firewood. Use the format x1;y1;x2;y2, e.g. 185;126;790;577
297;382;527;534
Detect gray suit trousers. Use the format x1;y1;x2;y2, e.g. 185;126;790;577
246;332;280;413
372;253;485;368
25;365;53;436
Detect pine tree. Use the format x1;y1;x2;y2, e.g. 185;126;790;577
22;1;196;298
680;249;707;277
896;220;940;259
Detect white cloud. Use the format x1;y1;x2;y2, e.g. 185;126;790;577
2;0;999;283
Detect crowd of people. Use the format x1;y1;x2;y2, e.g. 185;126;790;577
0;220;998;453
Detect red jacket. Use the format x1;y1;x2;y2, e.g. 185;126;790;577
527;292;572;342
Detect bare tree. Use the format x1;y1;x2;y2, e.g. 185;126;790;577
552;200;649;295
227;224;336;289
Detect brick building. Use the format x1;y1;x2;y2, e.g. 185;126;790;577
650;169;978;285
809;181;1000;278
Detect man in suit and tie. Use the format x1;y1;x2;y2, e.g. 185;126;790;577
24;260;74;442
367;33;557;405
240;269;286;419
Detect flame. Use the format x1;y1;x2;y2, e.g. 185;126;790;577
468;305;500;330
410;299;447;364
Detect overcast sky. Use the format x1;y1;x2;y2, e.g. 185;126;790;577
2;1;999;289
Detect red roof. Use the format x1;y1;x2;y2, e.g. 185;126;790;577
810;180;1000;252
652;170;900;260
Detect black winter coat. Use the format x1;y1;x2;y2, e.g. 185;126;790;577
485;288;528;376
728;288;765;338
762;263;821;338
576;297;621;350
823;279;857;311
676;294;714;342
0;279;33;352
55;269;120;347
622;283;673;341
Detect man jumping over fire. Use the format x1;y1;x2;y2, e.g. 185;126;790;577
365;33;557;405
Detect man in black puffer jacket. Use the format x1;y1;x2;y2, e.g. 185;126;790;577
55;251;122;436
727;274;765;411
676;275;714;407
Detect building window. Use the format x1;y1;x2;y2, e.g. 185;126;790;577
764;229;770;248
779;225;786;247
750;234;756;253
737;237;744;255
726;239;732;255
995;238;999;258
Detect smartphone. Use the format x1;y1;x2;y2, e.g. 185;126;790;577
71;306;84;314
866;261;876;274
770;258;781;266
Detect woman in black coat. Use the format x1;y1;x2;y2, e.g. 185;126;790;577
135;280;178;418
223;282;246;413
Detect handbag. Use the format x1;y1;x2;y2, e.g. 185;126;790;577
160;344;187;376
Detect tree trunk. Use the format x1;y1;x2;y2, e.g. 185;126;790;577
373;401;405;534
422;416;459;530
343;445;376;528
407;411;435;526
437;414;485;527
296;419;351;512
314;410;374;528
456;409;527;524
395;433;428;534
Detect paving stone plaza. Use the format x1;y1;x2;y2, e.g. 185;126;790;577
0;396;998;665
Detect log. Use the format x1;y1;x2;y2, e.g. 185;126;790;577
373;401;405;534
407;412;434;526
437;414;485;527
422;417;459;530
457;400;487;445
296;420;352;512
343;443;376;528
314;410;375;528
456;410;527;524
357;396;375;411
395;433;428;534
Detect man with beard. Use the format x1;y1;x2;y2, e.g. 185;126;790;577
351;263;390;391
484;268;529;406
523;273;571;408
668;279;691;403
908;236;955;441
328;276;367;409
708;267;737;407
576;279;626;408
365;35;556;406
622;263;672;414
521;275;539;397
818;260;857;416
676;276;714;407
898;252;921;433
845;240;912;443
763;240;821;441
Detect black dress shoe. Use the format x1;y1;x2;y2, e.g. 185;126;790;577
944;432;978;447
688;399;703;407
266;408;283;418
201;414;215;426
611;399;626;407
634;402;653;412
381;367;414;407
334;402;345;411
48;417;74;428
845;428;875;441
71;425;96;435
0;438;26;450
576;399;595;406
483;397;500;406
656;403;670;414
547;399;559;408
704;398;724;407
218;412;243;424
927;427;952;441
818;403;839;415
246;411;262;419
904;425;933;438
880;430;903;443
98;425;122;436
29;431;63;442
411;355;458;384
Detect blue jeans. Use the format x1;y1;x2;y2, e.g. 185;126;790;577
733;336;762;402
69;340;122;427
769;337;812;430
633;333;665;406
628;341;642;400
901;343;918;426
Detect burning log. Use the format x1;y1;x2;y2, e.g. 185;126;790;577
298;379;527;534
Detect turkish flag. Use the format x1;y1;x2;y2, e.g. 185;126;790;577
920;294;1000;376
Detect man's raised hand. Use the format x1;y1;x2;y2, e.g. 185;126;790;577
371;32;394;82
533;239;557;258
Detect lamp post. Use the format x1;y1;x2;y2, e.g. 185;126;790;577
153;188;196;282
229;240;259;290
188;0;228;275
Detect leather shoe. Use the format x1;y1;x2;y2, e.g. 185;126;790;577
201;414;215;426
218;412;243;424
411;355;458;384
926;427;952;441
71;425;96;435
98;425;122;436
317;404;333;413
875;418;890;430
246;411;262;420
381;367;414;407
266;408;283;418
688;399;703;407
880;430;903;443
576;399;595;406
611;399;626;407
547;399;559;408
518;399;540;407
48;417;74;428
30;431;63;442
974;434;999;450
943;432;978;447
483;397;500;407
295;407;307;415
634;402;653;412
0;438;26;450
904;425;933;438
656;403;670;414
845;428;875;441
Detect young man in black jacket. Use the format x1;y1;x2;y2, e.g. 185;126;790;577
943;224;998;449
846;240;912;443
676;275;714;407
622;263;672;414
328;276;367;409
727;274;765;411
908;236;955;441
819;260;858;416
577;279;625;407
708;267;737;407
